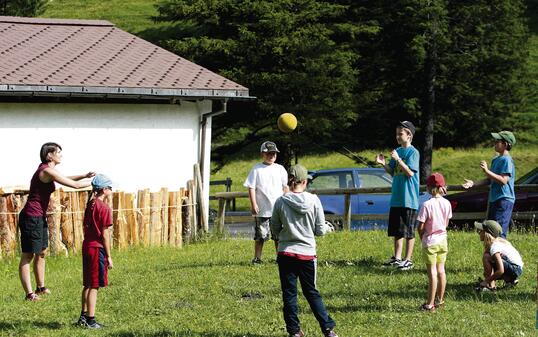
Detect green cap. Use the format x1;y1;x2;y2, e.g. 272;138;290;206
474;220;502;238
288;164;312;183
491;131;516;146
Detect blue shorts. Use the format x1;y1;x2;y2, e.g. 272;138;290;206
493;255;523;282
487;199;514;239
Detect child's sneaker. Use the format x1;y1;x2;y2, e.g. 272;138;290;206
75;315;87;326
382;256;401;266
25;293;41;302
35;287;51;295
84;321;104;329
289;330;304;337
251;257;263;264
398;260;414;270
323;330;339;337
434;299;445;309
503;279;519;289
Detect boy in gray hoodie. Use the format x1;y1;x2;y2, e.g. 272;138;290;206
271;164;338;337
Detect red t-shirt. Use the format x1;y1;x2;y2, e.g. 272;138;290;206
83;198;112;248
24;163;55;217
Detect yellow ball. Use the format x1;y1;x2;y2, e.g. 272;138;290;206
277;113;297;133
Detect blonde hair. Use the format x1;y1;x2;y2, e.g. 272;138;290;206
482;232;511;249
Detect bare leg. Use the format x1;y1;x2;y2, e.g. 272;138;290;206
86;288;99;317
436;262;446;304
81;287;90;313
19;252;35;295
33;249;47;288
254;241;264;260
394;237;403;260
426;264;437;306
482;252;495;288
404;238;415;261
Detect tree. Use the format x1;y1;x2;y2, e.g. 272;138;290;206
0;0;47;16
154;0;370;169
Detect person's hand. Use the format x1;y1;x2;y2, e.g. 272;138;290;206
250;205;259;215
479;160;488;173
86;171;96;178
462;179;474;189
390;149;400;161
107;256;113;270
375;153;386;166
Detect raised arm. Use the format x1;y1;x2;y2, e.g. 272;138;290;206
41;167;92;189
68;172;95;181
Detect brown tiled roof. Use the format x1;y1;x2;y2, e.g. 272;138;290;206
0;16;250;99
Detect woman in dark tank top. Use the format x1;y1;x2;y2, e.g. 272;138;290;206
19;142;95;301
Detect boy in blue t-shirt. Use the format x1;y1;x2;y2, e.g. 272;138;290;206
462;131;516;238
376;121;420;270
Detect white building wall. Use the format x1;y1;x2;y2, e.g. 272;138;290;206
0;101;209;193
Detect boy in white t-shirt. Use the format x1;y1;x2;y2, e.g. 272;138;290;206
417;173;452;312
244;141;288;264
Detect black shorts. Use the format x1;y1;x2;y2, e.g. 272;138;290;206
388;207;417;239
19;212;48;254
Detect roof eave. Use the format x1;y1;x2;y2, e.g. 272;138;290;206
0;84;254;101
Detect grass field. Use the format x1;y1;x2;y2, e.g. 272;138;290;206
0;231;536;337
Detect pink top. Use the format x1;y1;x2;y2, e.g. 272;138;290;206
23;163;55;217
416;196;452;247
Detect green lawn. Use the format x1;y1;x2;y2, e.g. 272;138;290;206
0;231;535;336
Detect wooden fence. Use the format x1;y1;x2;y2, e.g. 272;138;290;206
0;164;209;258
213;184;538;232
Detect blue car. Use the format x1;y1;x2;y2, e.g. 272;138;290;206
308;168;429;230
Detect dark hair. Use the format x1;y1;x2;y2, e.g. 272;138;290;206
40;142;62;163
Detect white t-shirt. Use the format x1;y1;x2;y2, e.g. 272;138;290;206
416;196;452;247
244;162;288;217
489;241;524;267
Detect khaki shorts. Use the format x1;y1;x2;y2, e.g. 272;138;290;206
253;217;271;242
422;240;448;265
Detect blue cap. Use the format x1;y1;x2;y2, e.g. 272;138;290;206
91;174;113;190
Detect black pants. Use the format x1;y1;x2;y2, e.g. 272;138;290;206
277;254;335;334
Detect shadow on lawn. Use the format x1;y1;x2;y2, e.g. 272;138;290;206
109;330;278;337
0;320;63;330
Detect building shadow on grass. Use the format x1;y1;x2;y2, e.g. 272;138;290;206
109;330;278;337
0;320;63;330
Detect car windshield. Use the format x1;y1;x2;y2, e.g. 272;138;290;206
516;167;538;184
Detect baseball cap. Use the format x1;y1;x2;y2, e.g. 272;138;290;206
91;174;113;190
426;172;446;188
288;164;312;182
399;121;416;135
474;220;502;238
260;141;280;153
491;131;516;146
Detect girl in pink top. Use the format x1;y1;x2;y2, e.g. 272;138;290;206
19;142;95;301
416;173;452;312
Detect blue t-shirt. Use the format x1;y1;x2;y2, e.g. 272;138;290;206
489;154;515;203
389;146;420;209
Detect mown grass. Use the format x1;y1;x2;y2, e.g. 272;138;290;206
209;146;538;211
0;230;535;336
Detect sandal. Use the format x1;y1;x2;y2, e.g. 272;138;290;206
420;303;435;312
434;299;445;309
25;293;41;301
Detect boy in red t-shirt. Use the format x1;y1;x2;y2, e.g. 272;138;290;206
77;174;114;329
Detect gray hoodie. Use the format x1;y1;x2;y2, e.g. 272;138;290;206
270;191;329;256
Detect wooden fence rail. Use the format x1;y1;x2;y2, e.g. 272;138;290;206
213;184;538;232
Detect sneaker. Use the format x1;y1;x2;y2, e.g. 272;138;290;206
323;330;339;337
503;279;519;289
35;287;51;295
25;293;41;302
75;315;87;326
251;257;263;264
382;256;402;266
84;321;104;329
420;303;435;312
398;260;414;271
289;330;305;337
434;299;445;309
